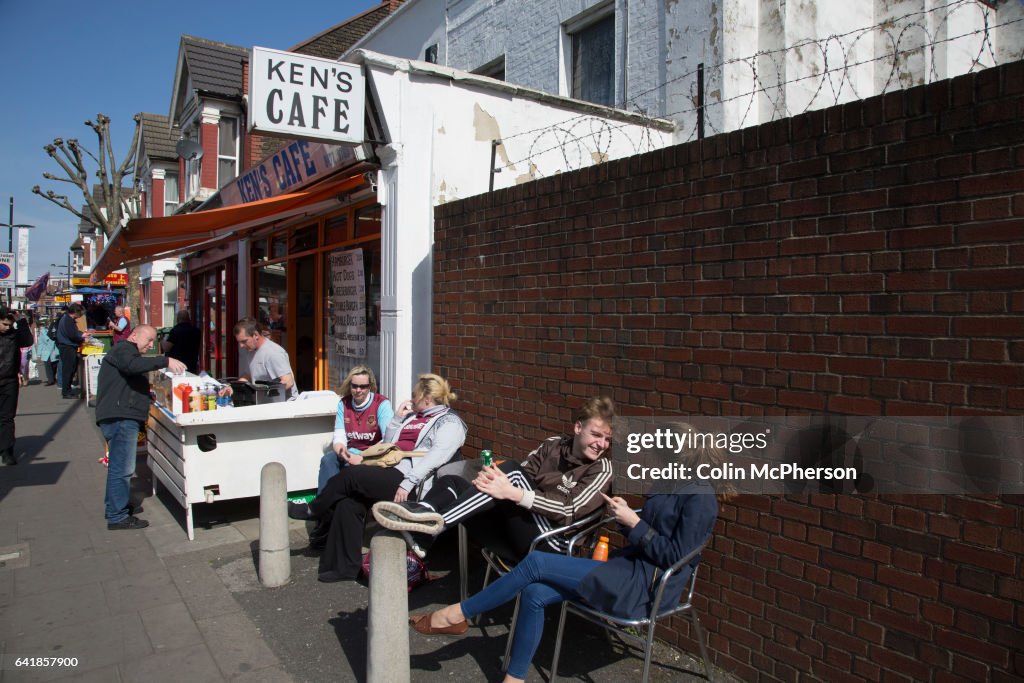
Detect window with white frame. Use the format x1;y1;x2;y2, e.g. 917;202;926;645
568;7;615;107
218;116;238;188
185;126;201;197
164;171;179;215
163;271;179;327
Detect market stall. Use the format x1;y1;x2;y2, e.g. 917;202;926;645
146;372;338;539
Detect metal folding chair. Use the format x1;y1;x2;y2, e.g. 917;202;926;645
549;528;716;683
465;510;605;670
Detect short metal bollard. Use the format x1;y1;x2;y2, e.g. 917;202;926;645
258;462;290;587
367;531;410;683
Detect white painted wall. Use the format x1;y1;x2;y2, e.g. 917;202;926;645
349;0;448;63
355;50;673;401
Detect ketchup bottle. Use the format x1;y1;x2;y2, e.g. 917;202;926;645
180;384;192;413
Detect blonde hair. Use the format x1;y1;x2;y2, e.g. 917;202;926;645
669;421;738;503
413;373;457;407
576;396;617;429
341;365;379;396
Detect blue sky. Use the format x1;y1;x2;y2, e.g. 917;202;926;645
0;0;380;282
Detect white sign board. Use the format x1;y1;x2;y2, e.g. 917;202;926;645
249;46;365;145
0;252;13;290
328;249;367;360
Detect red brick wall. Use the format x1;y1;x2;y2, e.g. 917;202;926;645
433;62;1024;682
201;121;218;189
151;177;165;218
149;280;164;326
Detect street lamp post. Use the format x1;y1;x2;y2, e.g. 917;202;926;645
0;196;35;305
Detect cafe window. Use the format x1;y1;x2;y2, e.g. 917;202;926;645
271;234;288;259
354;205;381;239
289;224;318;254
255;263;288;350
324;241;381;394
250;238;268;263
324;214;349;244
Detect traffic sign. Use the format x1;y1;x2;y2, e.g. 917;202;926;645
0;252;14;290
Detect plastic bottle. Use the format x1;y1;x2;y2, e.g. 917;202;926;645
190;390;204;412
180;384;192;413
592;536;610;562
205;386;217;411
480;449;493;467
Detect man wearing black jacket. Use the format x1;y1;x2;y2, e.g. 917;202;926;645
56;303;90;399
96;324;185;530
0;307;34;466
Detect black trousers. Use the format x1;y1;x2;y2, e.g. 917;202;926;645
423;462;556;562
58;344;78;395
0;377;19;462
311;465;405;579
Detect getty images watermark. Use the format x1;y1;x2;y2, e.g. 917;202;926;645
611;416;1024;496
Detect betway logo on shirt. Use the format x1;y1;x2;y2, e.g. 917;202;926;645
348;431;377;441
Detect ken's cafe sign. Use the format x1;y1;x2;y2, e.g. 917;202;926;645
248;46;365;145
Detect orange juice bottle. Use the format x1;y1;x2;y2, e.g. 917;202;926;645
592;536;610;562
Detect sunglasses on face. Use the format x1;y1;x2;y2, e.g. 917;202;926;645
350;383;371;390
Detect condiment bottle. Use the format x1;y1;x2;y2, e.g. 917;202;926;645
180;384;192;413
592;536;610;562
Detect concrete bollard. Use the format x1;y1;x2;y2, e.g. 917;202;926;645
367;530;410;683
258;462;291;587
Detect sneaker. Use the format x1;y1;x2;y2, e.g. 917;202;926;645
107;515;150;531
1;455;16;466
372;501;445;535
287;501;317;521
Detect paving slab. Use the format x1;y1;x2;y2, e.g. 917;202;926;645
118;645;223;683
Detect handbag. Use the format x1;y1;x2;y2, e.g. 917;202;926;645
359;441;426;467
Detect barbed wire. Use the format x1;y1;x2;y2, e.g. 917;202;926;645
495;0;1020;180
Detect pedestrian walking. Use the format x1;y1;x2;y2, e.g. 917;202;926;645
56;303;90;398
33;316;59;385
95;324;185;530
0;307;34;466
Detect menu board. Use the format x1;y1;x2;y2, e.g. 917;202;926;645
328;248;367;360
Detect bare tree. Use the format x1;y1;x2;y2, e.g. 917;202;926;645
33;113;143;238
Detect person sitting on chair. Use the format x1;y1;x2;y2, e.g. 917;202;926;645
288;373;466;583
307;365;394;549
372;396;616;561
406;423;736;683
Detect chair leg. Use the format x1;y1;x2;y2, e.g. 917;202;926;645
549;602;570;683
458;525;469;604
501;594;522;671
689;607;714;683
641;620;657;683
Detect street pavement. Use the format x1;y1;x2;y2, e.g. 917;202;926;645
0;380;739;682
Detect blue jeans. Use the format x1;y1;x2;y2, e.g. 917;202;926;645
100;419;141;524
317;448;364;493
461;550;602;680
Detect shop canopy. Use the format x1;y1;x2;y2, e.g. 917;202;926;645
90;173;367;283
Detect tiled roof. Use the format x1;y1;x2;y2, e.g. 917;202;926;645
290;1;403;60
139;112;180;161
180;35;247;98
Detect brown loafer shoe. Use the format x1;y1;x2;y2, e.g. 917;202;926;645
409;612;469;636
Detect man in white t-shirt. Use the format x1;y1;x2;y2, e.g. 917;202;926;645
220;318;297;399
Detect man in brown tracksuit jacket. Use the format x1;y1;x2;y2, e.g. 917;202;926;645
373;396;616;559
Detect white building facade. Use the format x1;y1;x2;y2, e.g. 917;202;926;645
352;0;1023;144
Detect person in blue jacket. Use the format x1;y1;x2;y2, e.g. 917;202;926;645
407;423;737;683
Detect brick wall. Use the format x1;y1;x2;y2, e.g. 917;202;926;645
432;62;1024;682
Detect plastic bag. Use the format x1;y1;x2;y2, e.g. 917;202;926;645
361;550;432;592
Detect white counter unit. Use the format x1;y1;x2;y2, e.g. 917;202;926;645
147;394;338;539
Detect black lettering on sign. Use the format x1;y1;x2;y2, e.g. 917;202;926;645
334;99;349;134
267;90;283;124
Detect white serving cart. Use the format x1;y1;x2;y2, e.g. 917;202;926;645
147;394;338;539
